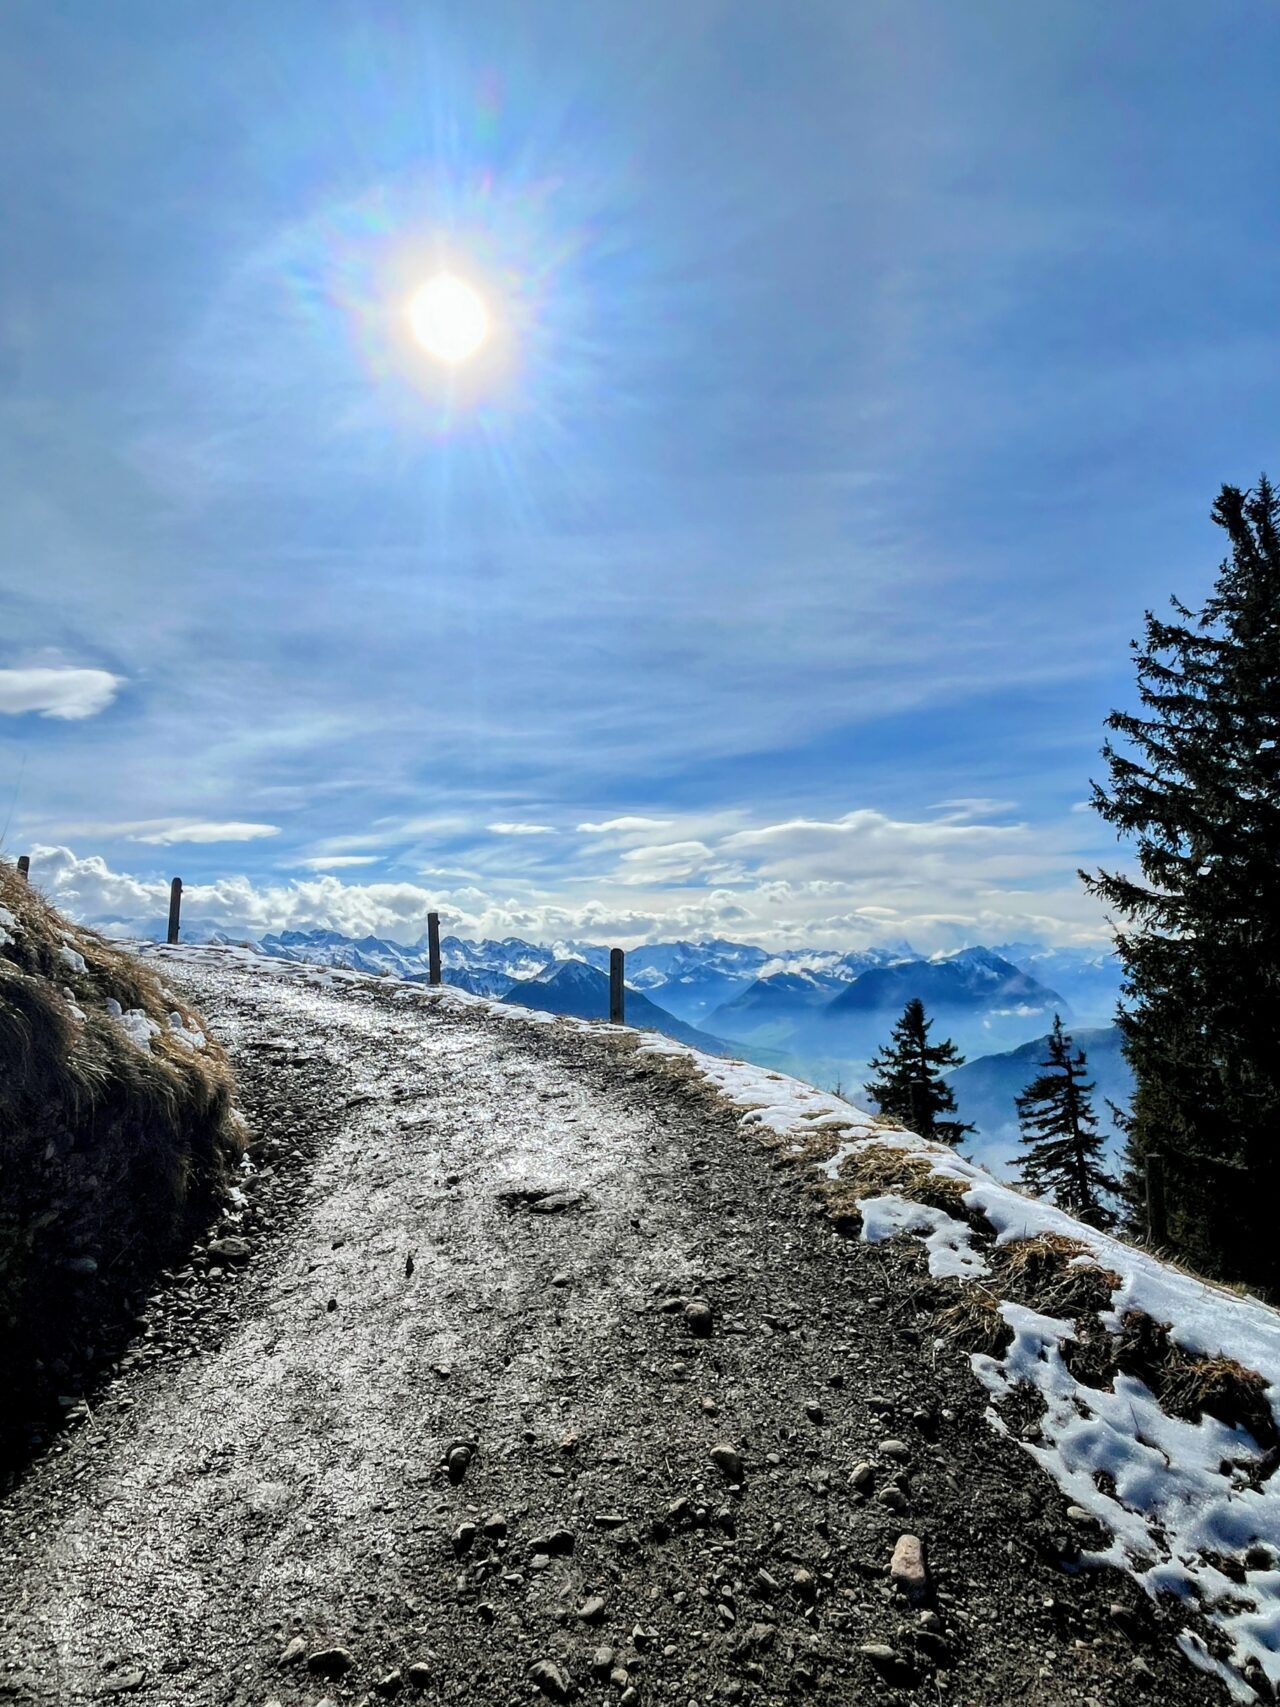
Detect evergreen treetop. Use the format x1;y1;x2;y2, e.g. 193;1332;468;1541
864;997;974;1147
1015;1015;1118;1228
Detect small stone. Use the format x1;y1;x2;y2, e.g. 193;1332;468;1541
406;1661;432;1687
710;1444;744;1482
889;1534;929;1597
481;1512;508;1538
374;1671;403;1696
804;1401;824;1424
279;1636;306;1666
631;1625;659;1651
620;1690;640;1707
594;1511;626;1529
590;1647;615;1679
879;1439;910;1461
791;1567;817;1603
915;1629;949;1664
860;1643;901;1668
578;1595;607;1624
529;1659;570;1701
753;1567;779;1597
551;1270;571;1288
101;1672;145;1696
877;1485;908;1513
684;1298;714;1336
452;1521;477;1553
446;1444;472;1483
530;1527;575;1556
850;1460;875;1492
207;1236;251;1264
307;1648;354;1679
1066;1504;1094;1524
700;1395;719;1415
1109;1602;1144;1641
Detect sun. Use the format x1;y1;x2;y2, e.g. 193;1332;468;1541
407;272;491;366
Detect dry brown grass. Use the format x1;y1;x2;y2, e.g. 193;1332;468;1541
936;1289;1015;1358
995;1233;1122;1321
825;1140;974;1213
0;862;243;1460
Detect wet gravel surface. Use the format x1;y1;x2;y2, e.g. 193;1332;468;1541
0;950;1225;1705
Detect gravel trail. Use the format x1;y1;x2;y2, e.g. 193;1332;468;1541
0;950;1222;1706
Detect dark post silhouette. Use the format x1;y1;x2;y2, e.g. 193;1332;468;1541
427;911;442;986
166;877;183;945
15;855;29;881
609;948;625;1026
1145;1153;1167;1246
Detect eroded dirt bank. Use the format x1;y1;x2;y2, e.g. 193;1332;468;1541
0;950;1222;1705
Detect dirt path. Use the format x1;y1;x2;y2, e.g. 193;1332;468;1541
0;950;1221;1706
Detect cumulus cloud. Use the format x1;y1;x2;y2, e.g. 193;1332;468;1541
0;667;122;720
22;795;1116;955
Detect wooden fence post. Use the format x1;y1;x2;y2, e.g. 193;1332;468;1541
15;855;29;881
166;877;183;945
609;947;625;1026
1145;1152;1167;1247
427;911;442;986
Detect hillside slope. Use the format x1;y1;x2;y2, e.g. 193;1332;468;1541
0;865;242;1463
0;948;1269;1705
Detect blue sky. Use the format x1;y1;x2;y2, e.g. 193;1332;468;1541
2;0;1277;948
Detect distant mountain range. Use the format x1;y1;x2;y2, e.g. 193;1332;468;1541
500;959;733;1055
703;944;1084;1065
190;925;1126;1179
196;925;1121;1054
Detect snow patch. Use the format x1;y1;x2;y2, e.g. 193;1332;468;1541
167;1010;206;1050
104;997;160;1051
57;943;87;974
857;1193;990;1279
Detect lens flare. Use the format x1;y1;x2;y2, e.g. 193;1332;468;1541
407;273;491;365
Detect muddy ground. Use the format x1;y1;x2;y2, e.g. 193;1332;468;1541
0;950;1225;1704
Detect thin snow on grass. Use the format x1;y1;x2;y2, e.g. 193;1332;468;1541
858;1194;991;1280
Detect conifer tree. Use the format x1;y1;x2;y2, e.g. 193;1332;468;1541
1082;477;1280;1287
865;997;974;1146
1015;1016;1119;1227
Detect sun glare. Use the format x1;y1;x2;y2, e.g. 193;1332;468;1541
407;272;491;366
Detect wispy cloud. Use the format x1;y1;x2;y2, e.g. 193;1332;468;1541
294;854;380;869
73;819;280;845
578;817;673;834
487;822;555;835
